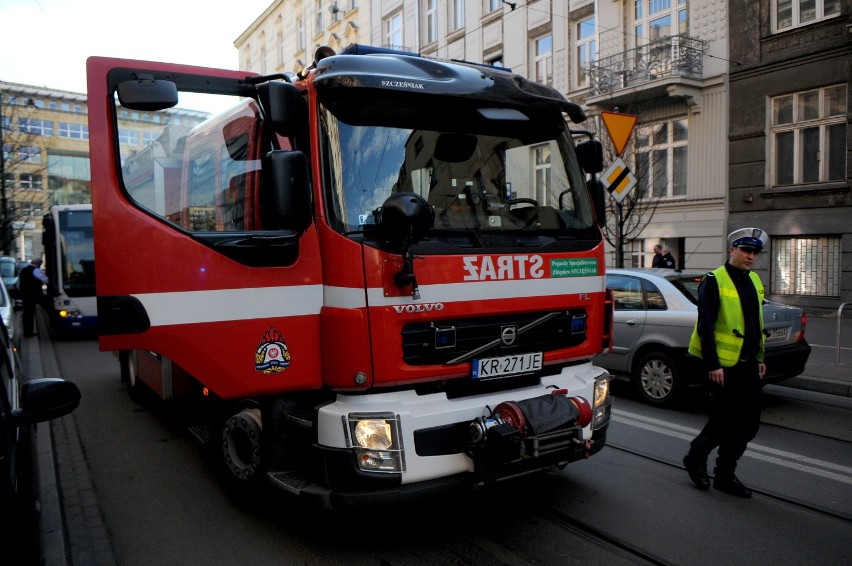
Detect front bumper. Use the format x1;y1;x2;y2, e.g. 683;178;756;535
267;362;613;508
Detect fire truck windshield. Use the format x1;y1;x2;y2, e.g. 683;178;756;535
319;104;596;239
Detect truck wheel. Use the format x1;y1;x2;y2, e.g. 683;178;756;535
221;407;264;484
120;350;148;403
633;351;682;407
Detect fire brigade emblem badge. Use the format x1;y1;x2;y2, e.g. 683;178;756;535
255;327;291;373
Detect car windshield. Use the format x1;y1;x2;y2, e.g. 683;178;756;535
0;261;15;278
668;274;704;305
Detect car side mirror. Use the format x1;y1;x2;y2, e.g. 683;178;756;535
9;378;81;426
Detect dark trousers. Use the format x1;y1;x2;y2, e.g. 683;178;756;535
22;294;43;335
688;359;762;474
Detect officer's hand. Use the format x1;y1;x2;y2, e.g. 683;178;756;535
708;368;724;385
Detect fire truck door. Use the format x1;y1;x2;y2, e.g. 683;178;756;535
87;57;323;399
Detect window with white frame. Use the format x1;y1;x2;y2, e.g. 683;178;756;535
451;0;465;32
18;118;53;136
19;145;41;163
20;200;43;217
772;0;840;33
118;129;139;145
533;143;551;204
19;173;42;190
316;1;325;35
630;239;649;268
577;16;596;87
385;11;403;49
533;35;553;86
771;235;841;297
771;84;846;187
423;0;438;44
634;118;688;198
633;0;688;45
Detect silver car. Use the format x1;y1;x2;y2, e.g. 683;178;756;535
594;268;811;407
0;279;19;350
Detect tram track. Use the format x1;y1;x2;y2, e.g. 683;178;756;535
605;441;852;524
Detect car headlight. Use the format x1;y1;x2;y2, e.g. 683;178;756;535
592;374;612;430
345;413;405;473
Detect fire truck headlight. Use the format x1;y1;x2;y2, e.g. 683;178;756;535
354;419;393;450
346;413;405;473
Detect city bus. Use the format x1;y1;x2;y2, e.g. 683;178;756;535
42;204;97;337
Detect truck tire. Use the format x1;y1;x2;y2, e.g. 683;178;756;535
120;350;148;403
221;406;265;485
633;350;682;407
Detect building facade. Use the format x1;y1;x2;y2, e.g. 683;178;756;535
236;1;732;272
728;0;850;313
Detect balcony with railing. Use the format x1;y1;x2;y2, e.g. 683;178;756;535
586;35;708;109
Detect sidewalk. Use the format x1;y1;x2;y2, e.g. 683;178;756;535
21;311;850;565
780;313;852;397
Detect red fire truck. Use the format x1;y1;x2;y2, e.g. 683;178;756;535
86;44;613;508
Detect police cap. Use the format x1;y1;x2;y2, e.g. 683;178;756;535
728;227;767;252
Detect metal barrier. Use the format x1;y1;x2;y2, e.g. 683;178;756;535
837;302;847;365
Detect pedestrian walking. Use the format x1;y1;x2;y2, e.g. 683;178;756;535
682;227;768;498
651;244;664;267
18;258;48;337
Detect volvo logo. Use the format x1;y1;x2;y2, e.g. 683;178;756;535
500;325;518;347
392;303;445;314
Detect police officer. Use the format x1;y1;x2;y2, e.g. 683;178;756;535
18;258;48;337
682;228;768;498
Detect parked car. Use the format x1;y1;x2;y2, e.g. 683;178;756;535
0;279;19;350
0;318;81;560
594;268;811;407
0;257;19;298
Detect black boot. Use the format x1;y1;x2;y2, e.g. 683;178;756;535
683;454;710;490
713;469;752;498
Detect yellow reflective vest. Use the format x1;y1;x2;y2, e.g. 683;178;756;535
688;266;765;367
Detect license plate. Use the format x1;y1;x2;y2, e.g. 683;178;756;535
766;327;789;341
472;352;543;380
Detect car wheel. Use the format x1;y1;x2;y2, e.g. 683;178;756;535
633;351;682;407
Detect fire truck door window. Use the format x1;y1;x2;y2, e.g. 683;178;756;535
118;94;264;234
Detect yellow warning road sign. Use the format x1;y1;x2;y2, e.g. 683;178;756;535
601;111;638;156
602;157;637;204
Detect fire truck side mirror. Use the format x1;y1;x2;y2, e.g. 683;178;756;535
116;75;178;111
575;139;604;174
258;81;307;137
587;178;607;229
262;150;312;234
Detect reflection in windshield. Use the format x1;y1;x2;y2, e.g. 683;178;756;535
320;105;594;237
